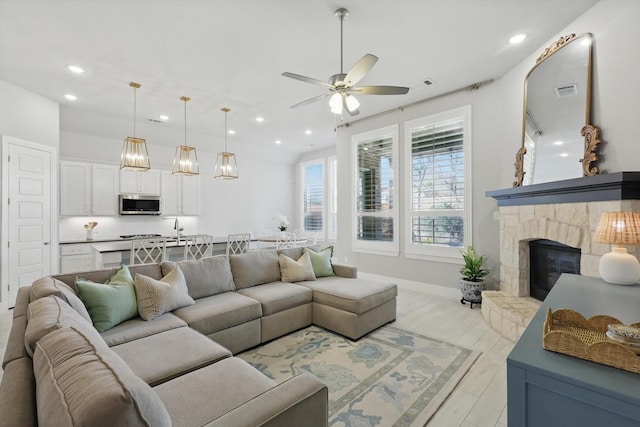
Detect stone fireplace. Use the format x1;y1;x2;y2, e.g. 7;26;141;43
482;172;640;341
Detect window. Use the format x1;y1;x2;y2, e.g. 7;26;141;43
300;159;324;235
327;156;338;241
352;125;399;255
405;106;471;260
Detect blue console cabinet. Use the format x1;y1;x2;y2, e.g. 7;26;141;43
507;274;640;426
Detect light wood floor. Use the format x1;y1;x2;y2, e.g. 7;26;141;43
0;275;512;426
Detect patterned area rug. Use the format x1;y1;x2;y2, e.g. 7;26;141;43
238;325;480;427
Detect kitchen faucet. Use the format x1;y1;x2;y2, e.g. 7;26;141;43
174;218;181;242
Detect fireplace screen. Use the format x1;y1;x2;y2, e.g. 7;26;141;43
529;239;581;301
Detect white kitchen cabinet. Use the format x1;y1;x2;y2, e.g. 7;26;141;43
161;171;200;216
60;162;119;216
120;169;161;195
59;244;93;273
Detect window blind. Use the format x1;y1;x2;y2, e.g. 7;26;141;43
302;162;324;232
328;156;338;240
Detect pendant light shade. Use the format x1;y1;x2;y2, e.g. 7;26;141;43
172;96;199;175
213;107;238;179
120;82;151;171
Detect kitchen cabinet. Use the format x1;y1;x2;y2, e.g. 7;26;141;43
59;243;93;273
120;169;161;195
60;162;119;216
161;171;200;216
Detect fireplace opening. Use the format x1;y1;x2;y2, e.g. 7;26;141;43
529;239;581;301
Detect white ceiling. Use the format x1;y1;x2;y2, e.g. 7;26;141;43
0;0;598;154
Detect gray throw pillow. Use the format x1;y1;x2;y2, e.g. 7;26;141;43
134;267;195;321
279;252;316;283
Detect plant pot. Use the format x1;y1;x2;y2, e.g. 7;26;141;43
460;278;485;309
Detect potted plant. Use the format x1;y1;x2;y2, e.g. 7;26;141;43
459;245;489;309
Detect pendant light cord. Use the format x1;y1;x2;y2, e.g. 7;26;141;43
184;98;187;145
224;110;228;152
133;86;136;137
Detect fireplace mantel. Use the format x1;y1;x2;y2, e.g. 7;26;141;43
486;172;640;206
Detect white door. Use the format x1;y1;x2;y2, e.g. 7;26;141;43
7;143;53;307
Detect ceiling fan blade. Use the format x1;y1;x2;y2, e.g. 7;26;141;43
290;94;328;109
352;85;410;95
344;54;378;87
282;72;333;89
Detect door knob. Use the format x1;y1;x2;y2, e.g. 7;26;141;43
43;242;50;245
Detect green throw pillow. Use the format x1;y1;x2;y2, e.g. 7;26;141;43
303;246;335;278
75;265;138;332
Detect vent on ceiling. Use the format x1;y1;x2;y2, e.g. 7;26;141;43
147;118;164;124
410;78;435;90
423;78;434;86
556;84;578;97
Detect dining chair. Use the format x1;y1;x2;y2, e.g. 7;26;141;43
276;233;295;250
130;237;167;265
226;233;251;257
257;229;274;250
292;229;307;248
183;234;213;261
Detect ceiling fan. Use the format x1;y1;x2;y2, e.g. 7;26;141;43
282;8;409;116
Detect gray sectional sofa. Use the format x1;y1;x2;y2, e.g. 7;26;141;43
0;246;397;427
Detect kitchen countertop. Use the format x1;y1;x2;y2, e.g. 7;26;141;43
60;235;231;245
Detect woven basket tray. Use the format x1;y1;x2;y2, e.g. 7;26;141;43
542;308;640;374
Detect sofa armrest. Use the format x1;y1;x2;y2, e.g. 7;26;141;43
332;263;357;279
205;373;328;427
0;358;36;427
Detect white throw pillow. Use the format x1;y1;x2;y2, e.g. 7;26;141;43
278;252;316;283
134;267;195;321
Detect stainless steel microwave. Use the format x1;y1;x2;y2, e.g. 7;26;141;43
119;194;161;215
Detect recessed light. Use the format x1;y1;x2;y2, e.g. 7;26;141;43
66;65;85;74
256;116;264;122
159;115;169;121
553;141;564;146
509;34;526;44
228;130;236;135
64;94;77;101
560;153;569;157
305;130;312;135
275;140;282;144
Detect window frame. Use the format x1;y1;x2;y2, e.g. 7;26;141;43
351;124;399;256
299;158;325;238
403;105;472;262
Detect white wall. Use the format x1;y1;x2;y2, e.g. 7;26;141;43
334;0;640;289
59;107;298;239
0;79;59;148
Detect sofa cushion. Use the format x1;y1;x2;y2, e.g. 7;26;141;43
237;282;313;316
304;246;335;278
101;313;187;347
112;327;232;386
161;255;235;299
276;246;305;260
134;267;195;321
172;292;262;336
279;252;316;283
33;326;171;427
30;277;91;323
13;287;31;318
24;295;100;357
75;265;138;332
2;315;28;369
301;277;398;315
53;264;163;291
230;250;281;289
0;357;36;427
154;357;276;426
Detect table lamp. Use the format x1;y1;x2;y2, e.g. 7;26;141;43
593;211;640;285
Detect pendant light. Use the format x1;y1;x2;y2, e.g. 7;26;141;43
213;107;238;179
120;82;151;171
171;96;199;175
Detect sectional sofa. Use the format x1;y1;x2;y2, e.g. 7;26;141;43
0;246;397;426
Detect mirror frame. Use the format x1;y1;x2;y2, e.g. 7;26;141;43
513;33;600;187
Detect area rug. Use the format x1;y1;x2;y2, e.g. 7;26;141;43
238;325;480;427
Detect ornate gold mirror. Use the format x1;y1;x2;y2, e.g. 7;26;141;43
514;33;600;186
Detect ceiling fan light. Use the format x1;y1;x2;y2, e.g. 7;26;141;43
345;94;360;112
329;93;343;114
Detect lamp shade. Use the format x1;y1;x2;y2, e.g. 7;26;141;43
593;212;640;245
593;212;640;285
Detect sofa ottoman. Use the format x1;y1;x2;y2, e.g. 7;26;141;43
301;276;398;339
